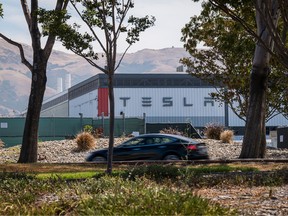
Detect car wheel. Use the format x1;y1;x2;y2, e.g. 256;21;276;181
92;156;106;162
163;154;180;160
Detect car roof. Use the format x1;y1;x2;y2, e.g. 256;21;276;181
136;133;193;142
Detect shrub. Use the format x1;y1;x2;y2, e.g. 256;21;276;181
160;127;183;135
83;125;93;133
220;130;234;144
204;123;224;140
122;165;181;181
75;132;96;152
94;127;104;138
0;139;4;148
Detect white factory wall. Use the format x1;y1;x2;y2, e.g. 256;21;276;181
40;102;69;117
228;104;288;127
266;114;288;127
49;85;288;128
69;90;98;118
228;106;245;127
114;87;225;126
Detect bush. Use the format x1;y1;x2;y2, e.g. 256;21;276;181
220;130;234;144
160;127;183;135
94;127;104;138
75;132;96;152
204;123;224;140
122;165;181;181
0;139;4;148
83;125;93;133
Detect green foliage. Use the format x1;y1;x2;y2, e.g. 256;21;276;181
83;124;93;133
38;0;155;173
39;0;155;74
122;164;182;181
0;3;3;18
71;177;234;215
36;171;98;180
1;165;287;215
0;175;234;215
127;15;156;44
181;1;288;121
0;172;65;215
204;123;224;140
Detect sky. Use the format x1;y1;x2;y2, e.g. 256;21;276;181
0;0;202;53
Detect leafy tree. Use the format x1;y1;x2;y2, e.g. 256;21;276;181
181;1;288;123
41;0;155;173
0;3;3;17
0;0;69;163
191;0;287;158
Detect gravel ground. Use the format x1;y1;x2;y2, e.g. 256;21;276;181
0;138;288;215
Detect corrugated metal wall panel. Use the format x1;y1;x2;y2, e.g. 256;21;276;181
145;116;225;127
40;101;69;117
114;88;225;126
69;90;98;118
228;107;246;127
266;114;288;127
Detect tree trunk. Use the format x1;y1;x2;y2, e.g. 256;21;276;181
240;67;268;158
240;0;279;158
106;74;115;174
16;0;67;163
18;64;47;163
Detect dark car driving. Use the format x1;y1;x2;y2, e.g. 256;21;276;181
86;133;209;161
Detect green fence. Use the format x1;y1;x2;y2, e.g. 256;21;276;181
92;117;145;137
0;117;144;148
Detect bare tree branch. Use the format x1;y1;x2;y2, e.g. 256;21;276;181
70;0;107;53
0;33;33;71
20;0;32;30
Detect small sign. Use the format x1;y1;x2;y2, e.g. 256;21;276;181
0;122;8;128
280;135;284;142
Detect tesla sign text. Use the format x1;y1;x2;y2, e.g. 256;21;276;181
119;97;214;107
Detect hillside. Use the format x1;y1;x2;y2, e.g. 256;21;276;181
0;39;190;115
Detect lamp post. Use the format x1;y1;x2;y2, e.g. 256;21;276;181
120;111;125;135
79;113;83;131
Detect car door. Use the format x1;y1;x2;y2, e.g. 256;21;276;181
128;136;172;160
113;137;147;160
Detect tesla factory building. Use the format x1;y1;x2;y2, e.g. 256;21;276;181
41;73;288;130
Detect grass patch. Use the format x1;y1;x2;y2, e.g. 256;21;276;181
120;164;258;181
0;164;287;215
36;171;98;180
0;174;236;215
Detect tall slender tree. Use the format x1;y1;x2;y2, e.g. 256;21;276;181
0;0;69;163
181;1;288;124
183;0;288;158
41;0;155;173
206;0;286;158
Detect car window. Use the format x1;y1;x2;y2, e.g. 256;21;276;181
146;138;154;145
122;137;145;146
160;137;177;144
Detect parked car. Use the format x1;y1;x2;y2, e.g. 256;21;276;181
86;133;209;161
